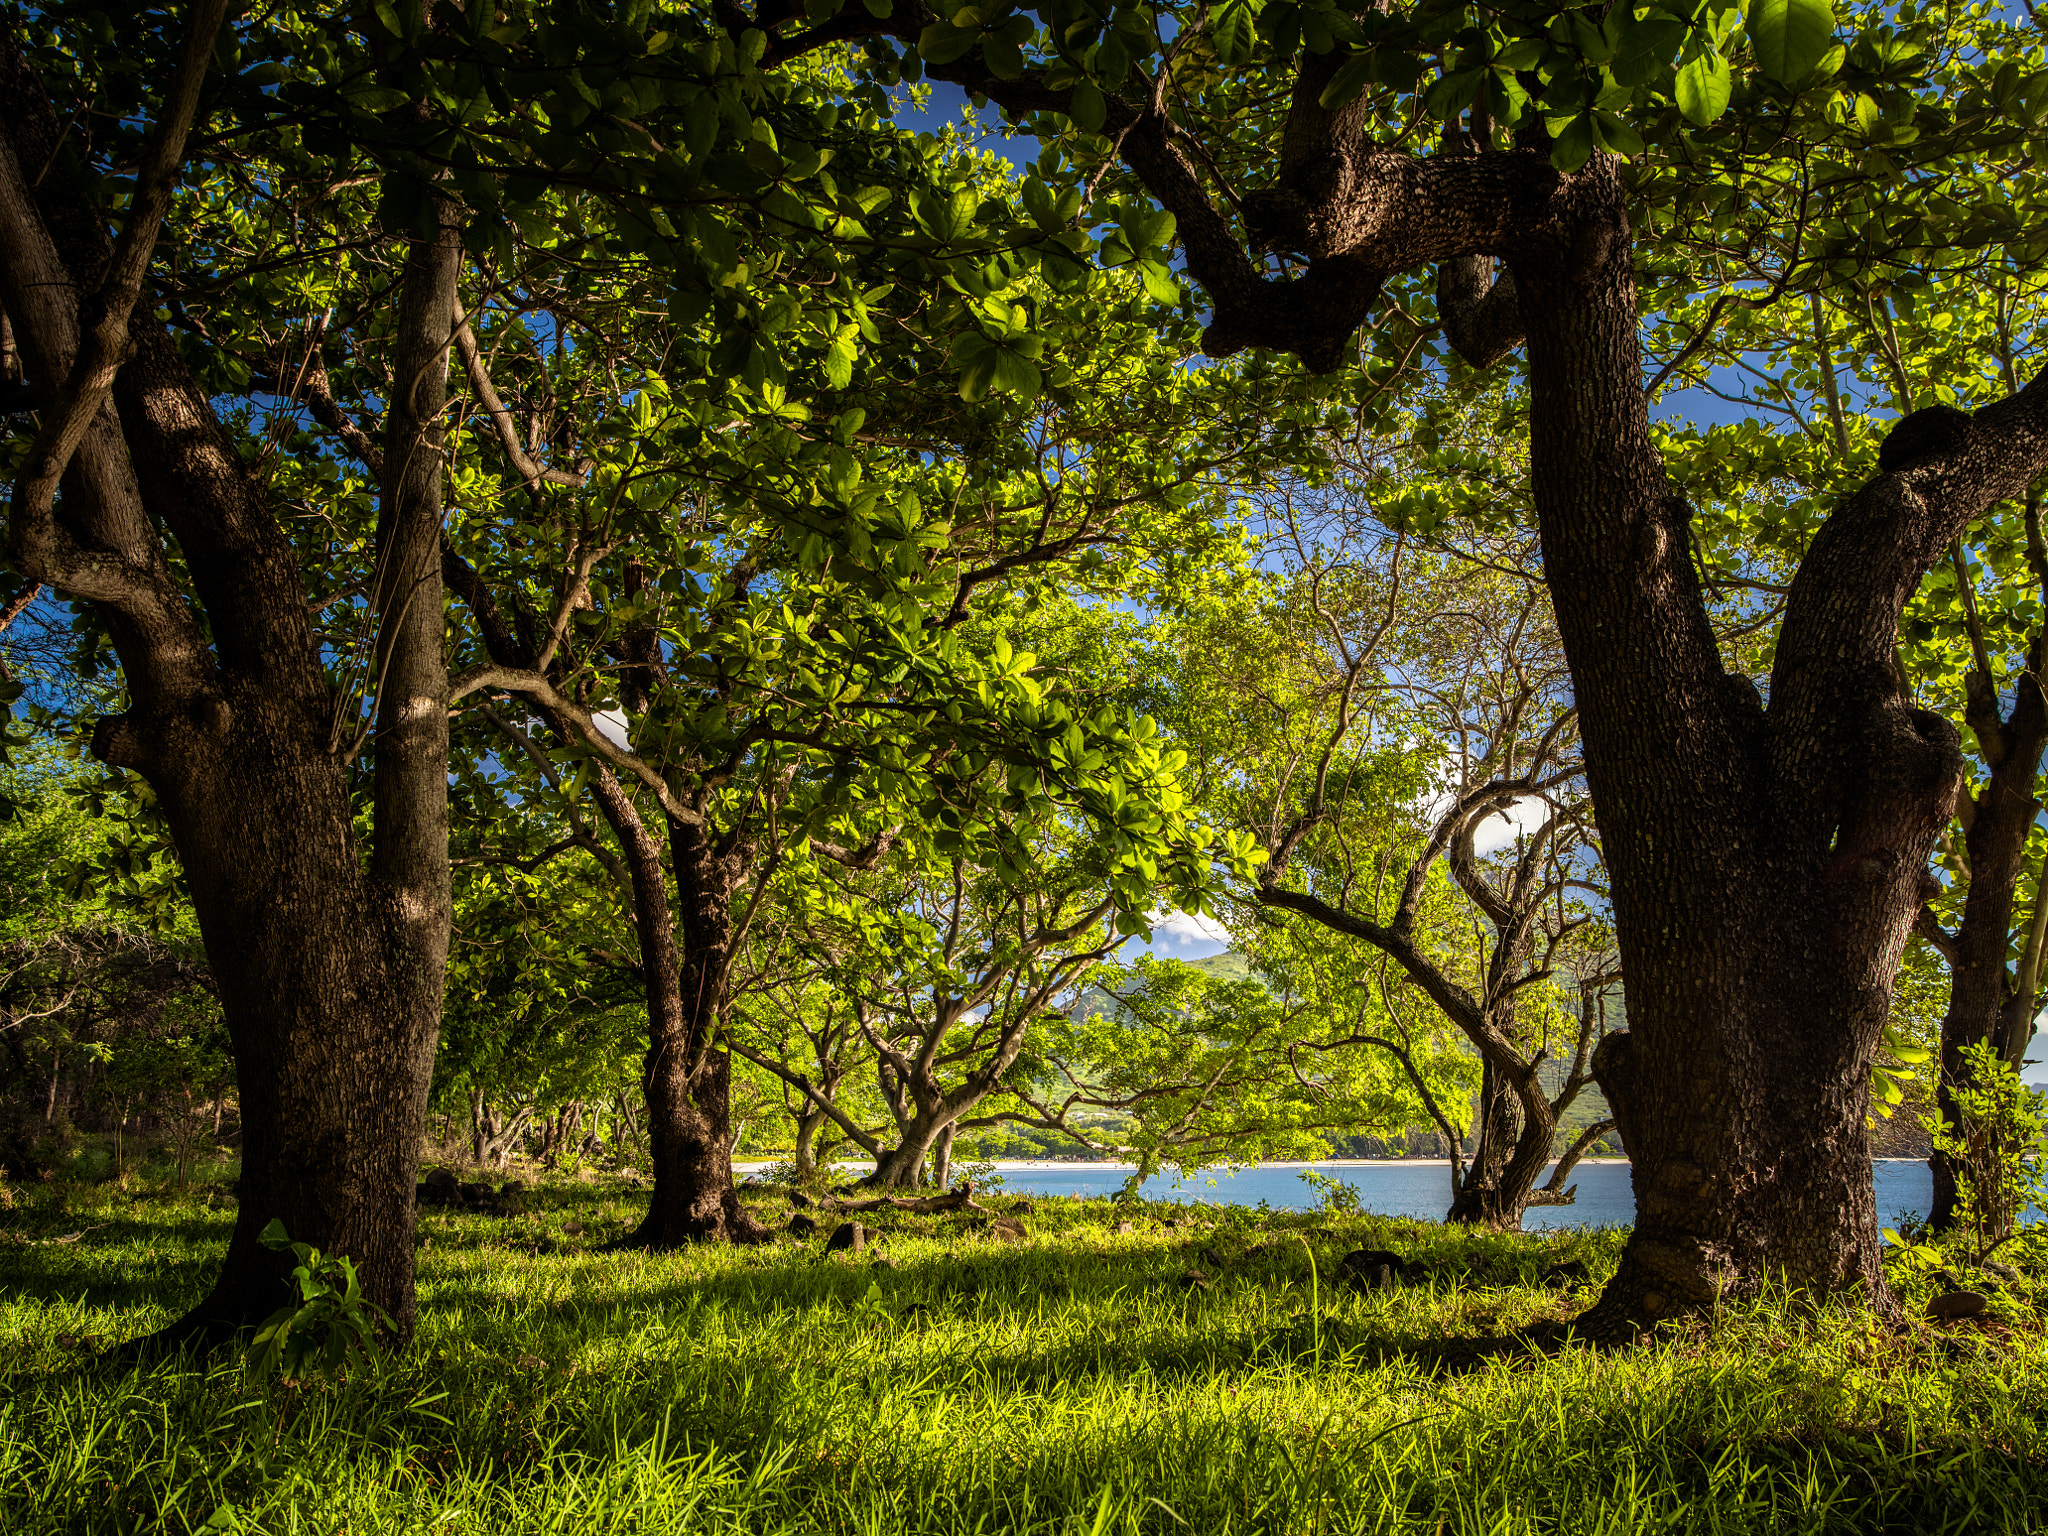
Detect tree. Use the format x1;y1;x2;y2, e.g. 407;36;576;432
1036;929;1479;1180
429;121;1266;1240
1645;243;2048;1227
1156;491;1617;1224
756;0;2048;1329
758;818;1128;1188
0;1;472;1342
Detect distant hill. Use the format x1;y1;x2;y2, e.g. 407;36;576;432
1067;949;1249;1026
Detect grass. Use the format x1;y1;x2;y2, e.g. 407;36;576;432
1;1175;2045;1535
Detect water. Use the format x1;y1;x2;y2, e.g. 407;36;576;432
976;1159;1940;1231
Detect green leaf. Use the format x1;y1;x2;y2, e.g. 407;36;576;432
982;34;1024;78
1675;49;1732;125
1610;14;1687;88
957;349;1000;401
1212;0;1258;66
1093;34;1130;89
1548;112;1597;173
1744;0;1835;85
1136;259;1180;304
918;20;980;65
1318;54;1377;109
1069;78;1106;131
1492;37;1545;72
1593;111;1645;158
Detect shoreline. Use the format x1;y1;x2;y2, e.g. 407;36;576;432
730;1156;1635;1174
735;1156;1930;1174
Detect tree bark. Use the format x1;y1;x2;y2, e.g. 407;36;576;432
1445;1061;1516;1223
441;546;768;1247
597;779;766;1246
0;29;454;1346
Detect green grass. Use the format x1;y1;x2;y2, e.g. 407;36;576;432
1;1177;2045;1535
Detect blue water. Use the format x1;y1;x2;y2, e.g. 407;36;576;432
982;1159;1940;1231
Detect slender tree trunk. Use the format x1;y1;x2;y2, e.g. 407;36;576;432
1446;1061;1516;1223
570;770;764;1247
793;1105;823;1181
1446;1063;1560;1229
931;1122;955;1191
1925;657;2048;1229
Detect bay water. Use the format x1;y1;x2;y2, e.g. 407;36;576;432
977;1158;1940;1231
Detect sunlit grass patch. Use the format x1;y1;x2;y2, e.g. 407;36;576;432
1;1179;2043;1534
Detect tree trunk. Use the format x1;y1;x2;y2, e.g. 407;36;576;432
931;1122;955;1191
1445;1058;1560;1229
1924;656;2048;1230
1513;161;1944;1332
793;1104;823;1181
1445;1060;1515;1223
867;1112;946;1189
570;777;764;1247
0;39;455;1347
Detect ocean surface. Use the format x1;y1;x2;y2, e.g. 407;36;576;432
976;1158;1941;1231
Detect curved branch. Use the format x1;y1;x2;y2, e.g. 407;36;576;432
449;661;704;827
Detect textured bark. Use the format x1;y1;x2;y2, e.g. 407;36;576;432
583;755;764;1245
0;31;453;1345
624;816;768;1245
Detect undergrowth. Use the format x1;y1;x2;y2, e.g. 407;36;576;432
1;1177;2043;1534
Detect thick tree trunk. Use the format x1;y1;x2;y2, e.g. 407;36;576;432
0;36;454;1347
868;1111;948;1189
1515;162;1934;1332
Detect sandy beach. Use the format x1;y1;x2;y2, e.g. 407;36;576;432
736;1156;1636;1173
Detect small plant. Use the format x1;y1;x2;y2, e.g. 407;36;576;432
1924;1041;2048;1262
1298;1168;1361;1216
957;1158;1006;1192
243;1219;392;1383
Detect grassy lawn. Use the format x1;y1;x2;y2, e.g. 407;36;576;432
1;1178;2044;1535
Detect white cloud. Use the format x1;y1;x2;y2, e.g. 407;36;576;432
1148;909;1231;948
1467;796;1552;856
1418;748;1553;857
592;708;631;749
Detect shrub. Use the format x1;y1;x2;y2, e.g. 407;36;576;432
1926;1041;2048;1260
